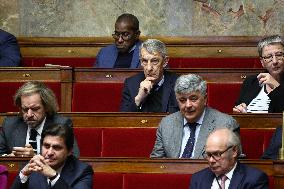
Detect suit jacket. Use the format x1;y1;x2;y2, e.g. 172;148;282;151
0;29;21;66
261;126;282;159
120;71;179;113
235;74;284;113
189;162;269;189
0;114;80;157
11;155;93;189
94;40;141;68
150;107;240;158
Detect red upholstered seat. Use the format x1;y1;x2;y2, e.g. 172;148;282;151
101;128;156;157
74;128;102;157
0;82;61;113
240;128;275;159
168;57;261;68
22;57;95;67
93;173;123;189
72;83;124;112
124;173;191;189
207;83;242;113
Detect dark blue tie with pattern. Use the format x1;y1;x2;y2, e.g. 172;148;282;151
181;122;198;158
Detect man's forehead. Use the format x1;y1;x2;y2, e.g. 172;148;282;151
141;48;162;58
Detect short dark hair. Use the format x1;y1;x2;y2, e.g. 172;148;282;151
41;124;74;152
116;13;139;31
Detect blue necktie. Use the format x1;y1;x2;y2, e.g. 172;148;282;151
181;122;198;158
29;129;38;153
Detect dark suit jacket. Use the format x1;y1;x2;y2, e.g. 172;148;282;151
11;155;93;189
235;74;284;113
189;162;269;189
120;71;179;113
0;29;21;66
262;126;282;159
150;107;240;158
0;114;80;157
94;40;141;68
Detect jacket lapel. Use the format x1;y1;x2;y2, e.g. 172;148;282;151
161;72;173;112
130;41;141;68
193;108;215;158
13;123;28;147
172;112;184;157
229;162;244;189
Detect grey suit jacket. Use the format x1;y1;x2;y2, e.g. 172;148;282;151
150;107;240;158
0;114;80;157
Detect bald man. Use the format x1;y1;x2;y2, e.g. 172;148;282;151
189;128;268;189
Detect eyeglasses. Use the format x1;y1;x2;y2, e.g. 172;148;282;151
202;146;234;160
112;32;132;40
261;52;284;63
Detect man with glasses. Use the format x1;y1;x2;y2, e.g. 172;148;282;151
234;35;284;113
120;39;179;113
150;74;239;158
94;13;141;68
190;128;268;189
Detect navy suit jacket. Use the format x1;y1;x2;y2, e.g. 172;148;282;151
0;29;21;66
11;155;93;189
120;71;179;113
262;126;282;159
94;40;141;68
0;114;80;157
189;162;269;189
235;74;284;113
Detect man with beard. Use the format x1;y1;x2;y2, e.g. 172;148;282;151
94;13;141;68
234;35;284;113
150;74;239;158
120;39;179;113
189;128;268;189
11;124;93;189
0;81;79;157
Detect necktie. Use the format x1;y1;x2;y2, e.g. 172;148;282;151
181;122;198;158
29;129;38;153
220;174;228;189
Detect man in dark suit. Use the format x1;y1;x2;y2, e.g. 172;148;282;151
0;81;79;157
120;39;179;113
262;126;282;159
94;13;141;68
150;74;239;158
11;123;93;189
189;128;269;189
0;29;21;66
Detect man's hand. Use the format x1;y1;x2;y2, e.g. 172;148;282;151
257;73;280;93
233;103;247;113
135;77;156;106
28;155;57;178
11;144;35;157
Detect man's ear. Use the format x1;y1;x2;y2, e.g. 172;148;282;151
260;58;265;68
163;56;169;68
135;30;141;38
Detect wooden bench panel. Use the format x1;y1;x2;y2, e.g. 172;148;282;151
0;68;72;112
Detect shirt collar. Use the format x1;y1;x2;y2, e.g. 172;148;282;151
27;117;46;135
220;162;237;181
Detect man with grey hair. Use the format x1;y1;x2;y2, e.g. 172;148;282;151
234;35;284;113
120;39;179;113
190;128;268;189
150;74;239;158
0;81;80;157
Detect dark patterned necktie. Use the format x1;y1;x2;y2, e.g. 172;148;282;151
29;129;38;153
181;122;198;158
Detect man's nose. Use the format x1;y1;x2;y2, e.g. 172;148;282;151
145;61;153;70
27;109;33;117
272;54;278;64
117;35;124;43
185;99;192;107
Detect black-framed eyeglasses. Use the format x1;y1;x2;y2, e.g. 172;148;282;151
112;32;132;40
261;52;284;63
202;146;234;160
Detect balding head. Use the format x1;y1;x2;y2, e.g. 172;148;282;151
204;128;240;176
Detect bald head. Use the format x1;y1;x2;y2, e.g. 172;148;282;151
205;128;240;176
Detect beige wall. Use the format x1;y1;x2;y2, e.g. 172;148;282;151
1;0;284;37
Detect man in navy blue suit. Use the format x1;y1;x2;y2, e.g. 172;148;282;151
11;123;93;189
262;126;282;159
94;13;141;68
0;29;21;66
120;39;179;113
189;128;268;189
